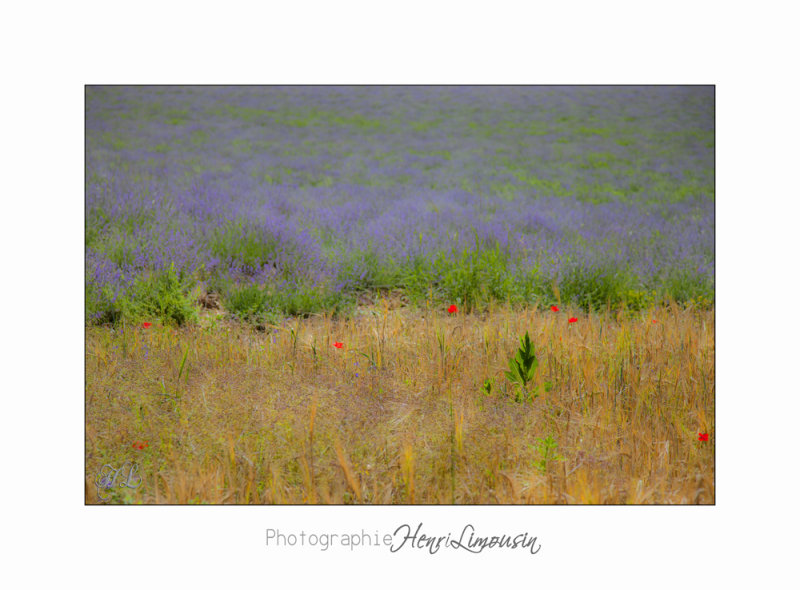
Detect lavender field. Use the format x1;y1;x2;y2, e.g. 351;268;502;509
85;86;714;325
86;86;715;504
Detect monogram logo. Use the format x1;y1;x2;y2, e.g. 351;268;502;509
94;461;142;502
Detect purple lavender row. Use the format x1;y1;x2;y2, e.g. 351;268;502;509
86;86;714;323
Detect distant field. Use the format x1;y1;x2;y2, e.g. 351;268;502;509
85;303;714;504
85;86;714;504
85;86;714;325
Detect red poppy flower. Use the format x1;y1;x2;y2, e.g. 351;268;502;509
652;319;657;324
333;342;344;349
448;304;458;314
698;433;709;442
550;305;559;312
142;322;152;329
568;317;577;323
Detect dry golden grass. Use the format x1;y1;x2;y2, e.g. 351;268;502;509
85;300;714;504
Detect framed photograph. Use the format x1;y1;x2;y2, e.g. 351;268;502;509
85;85;714;506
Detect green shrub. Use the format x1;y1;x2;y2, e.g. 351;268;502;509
623;288;656;311
663;269;714;307
557;264;627;312
86;282;122;325
223;281;351;325
223;284;274;323
436;244;516;312
440;252;482;312
120;264;198;326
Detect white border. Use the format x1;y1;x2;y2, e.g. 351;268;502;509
5;1;798;587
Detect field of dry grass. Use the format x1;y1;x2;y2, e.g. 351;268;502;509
85;300;714;504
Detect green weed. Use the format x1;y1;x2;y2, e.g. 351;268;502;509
532;435;564;474
119;263;197;326
504;331;551;403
